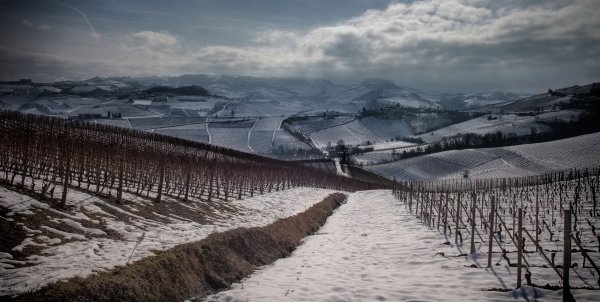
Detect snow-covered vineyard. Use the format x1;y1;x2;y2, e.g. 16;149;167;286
3;169;600;301
1;112;600;301
0;110;378;206
2;0;600;298
205;189;599;302
394;170;600;298
0;110;381;299
205;168;600;301
364;131;600;181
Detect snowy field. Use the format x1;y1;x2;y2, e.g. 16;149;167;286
272;130;312;151
362;140;417;151
493;94;569;113
128;117;206;130
303;116;414;144
207;119;254;152
351;144;425;165
358;117;413;140
248;117;284;154
310;120;383;148
351;151;399;165
204;190;597;302
415;113;575;144
154;123;210;143
227;100;311;117
289;116;355;135
171;97;222;115
365;132;600;181
0;186;337;296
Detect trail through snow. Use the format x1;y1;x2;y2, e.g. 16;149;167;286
334;158;351;178
204;190;597;302
205;117;211;144
247;118;258;153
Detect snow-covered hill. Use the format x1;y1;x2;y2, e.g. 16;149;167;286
329;78;441;109
118;75;441;111
466;84;598;113
436;91;526;110
415;110;584;144
365;131;600;181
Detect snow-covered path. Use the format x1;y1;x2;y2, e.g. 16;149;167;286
334;158;351;178
205;190;596;302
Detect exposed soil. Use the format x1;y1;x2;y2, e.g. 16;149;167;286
0;215;26;255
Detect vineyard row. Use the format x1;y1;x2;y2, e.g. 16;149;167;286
393;168;600;300
0;110;386;208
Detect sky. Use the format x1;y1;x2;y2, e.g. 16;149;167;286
0;0;599;92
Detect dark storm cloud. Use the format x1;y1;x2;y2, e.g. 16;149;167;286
0;0;599;91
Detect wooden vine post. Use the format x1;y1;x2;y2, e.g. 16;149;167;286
156;158;165;203
487;196;495;267
116;146;124;204
415;188;420;216
535;187;539;251
563;209;572;301
184;163;191;202
60;140;72;208
470;192;477;254
443;192;449;235
517;208;523;288
455;193;461;244
429;192;434;228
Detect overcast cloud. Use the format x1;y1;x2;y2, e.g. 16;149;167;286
0;0;599;92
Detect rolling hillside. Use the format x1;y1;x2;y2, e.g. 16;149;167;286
415;110;584;144
364;131;600;181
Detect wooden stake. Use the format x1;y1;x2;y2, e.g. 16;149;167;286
455;193;461;244
517;208;523;288
60;149;71;208
116;158;124;203
444;192;449;235
470;192;476;254
184;165;191;202
156;159;164;203
535;187;539;251
488;196;495;268
429;192;434;228
563;209;572;301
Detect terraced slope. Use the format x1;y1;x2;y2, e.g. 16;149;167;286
365;132;600;181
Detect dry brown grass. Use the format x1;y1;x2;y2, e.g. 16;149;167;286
7;193;346;302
